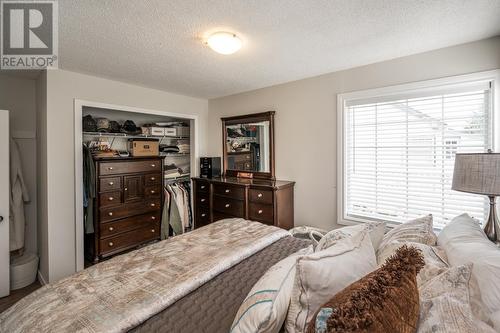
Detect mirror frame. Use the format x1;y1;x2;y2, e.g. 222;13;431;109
221;111;275;180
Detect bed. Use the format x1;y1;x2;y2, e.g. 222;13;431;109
0;219;311;333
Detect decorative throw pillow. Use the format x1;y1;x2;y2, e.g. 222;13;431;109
286;230;376;333
376;241;448;286
230;245;314;333
377;215;437;255
315;221;386;252
418;264;496;333
306;245;425;333
437;213;500;330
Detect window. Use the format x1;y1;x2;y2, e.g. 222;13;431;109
338;72;499;229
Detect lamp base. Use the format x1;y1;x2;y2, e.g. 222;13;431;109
484;196;500;243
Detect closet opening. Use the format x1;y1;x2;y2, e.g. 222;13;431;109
74;100;199;271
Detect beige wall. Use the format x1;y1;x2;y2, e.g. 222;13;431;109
40;69;208;282
0;74;38;256
208;37;500;231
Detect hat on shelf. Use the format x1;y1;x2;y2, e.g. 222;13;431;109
108;120;121;133
121;120;142;135
82;115;97;132
96;118;110;132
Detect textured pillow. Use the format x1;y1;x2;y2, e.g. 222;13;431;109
306;245;424;333
230;245;314;333
286;230;376;333
378;215;437;254
437;213;500;330
377;241;448;286
418;264;496;333
316;221;386;252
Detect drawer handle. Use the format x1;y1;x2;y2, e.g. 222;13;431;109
150;203;156;207
109;181;114;186
258;210;263;214
151;164;156;167
150;177;155;181
151;216;156;220
201;213;206;217
108;226;114;231
201;185;206;189
108;212;113;216
150;190;155;194
225;203;230;208
151;229;155;233
201;198;206;202
257;193;263;198
124;187;128;191
225;189;230;193
108;197;114;201
108;167;114;171
108;242;114;247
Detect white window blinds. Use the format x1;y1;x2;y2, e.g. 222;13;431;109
344;82;492;229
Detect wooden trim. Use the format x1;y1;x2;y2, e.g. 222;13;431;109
222;111;276;180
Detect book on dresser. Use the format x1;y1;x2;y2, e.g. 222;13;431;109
85;156;165;263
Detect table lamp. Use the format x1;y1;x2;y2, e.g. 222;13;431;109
452;150;500;242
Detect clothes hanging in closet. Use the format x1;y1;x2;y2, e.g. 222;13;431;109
162;181;192;238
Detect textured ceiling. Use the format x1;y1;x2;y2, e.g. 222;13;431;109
58;0;500;98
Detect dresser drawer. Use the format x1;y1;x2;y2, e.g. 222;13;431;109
144;185;162;198
195;207;211;228
100;213;159;238
100;199;161;222
196;192;210;207
99;177;122;192
196;181;209;193
213;196;244;217
144;173;162;186
249;189;273;205
99;224;159;255
99;160;161;176
249;202;274;224
213;184;245;200
213;211;237;222
99;191;122;208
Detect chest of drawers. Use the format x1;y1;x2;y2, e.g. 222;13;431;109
192;177;295;230
86;156;164;263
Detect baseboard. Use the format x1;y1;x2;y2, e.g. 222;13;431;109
37;270;47;285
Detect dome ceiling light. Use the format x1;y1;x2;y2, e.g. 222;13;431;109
206;31;242;55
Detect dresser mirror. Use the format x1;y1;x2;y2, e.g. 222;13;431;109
221;111;275;180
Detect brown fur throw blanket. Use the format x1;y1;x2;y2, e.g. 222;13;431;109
307;245;425;333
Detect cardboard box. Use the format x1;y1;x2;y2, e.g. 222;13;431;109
128;139;159;156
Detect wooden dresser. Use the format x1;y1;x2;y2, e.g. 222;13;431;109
86;156;164;263
192;177;295;230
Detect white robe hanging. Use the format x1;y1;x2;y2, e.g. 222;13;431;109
9;138;30;252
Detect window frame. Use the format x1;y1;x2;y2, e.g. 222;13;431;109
336;70;500;228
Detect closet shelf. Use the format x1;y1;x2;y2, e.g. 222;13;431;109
160;153;190;157
83;131;189;140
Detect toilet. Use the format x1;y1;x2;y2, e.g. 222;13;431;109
10;252;39;290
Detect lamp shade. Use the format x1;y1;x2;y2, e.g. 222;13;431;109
452;152;500;196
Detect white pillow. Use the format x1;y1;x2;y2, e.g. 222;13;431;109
438;213;500;330
418;264;496;333
315;221;385;252
285;230;376;333
378;214;437;254
230;245;313;333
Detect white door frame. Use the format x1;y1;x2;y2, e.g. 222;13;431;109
74;99;199;272
0;110;10;297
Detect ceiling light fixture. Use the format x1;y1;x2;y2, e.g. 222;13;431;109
206;31;242;55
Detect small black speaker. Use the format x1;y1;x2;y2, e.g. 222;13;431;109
200;157;221;178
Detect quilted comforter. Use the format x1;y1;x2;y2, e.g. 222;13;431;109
0;219;289;333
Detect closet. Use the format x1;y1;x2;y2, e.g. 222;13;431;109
81;106;194;265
